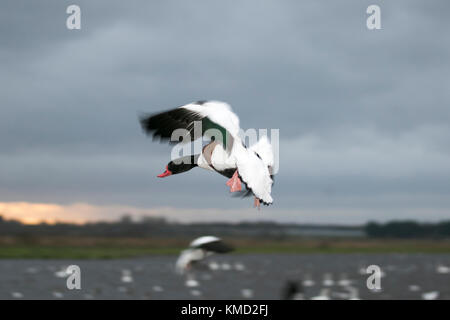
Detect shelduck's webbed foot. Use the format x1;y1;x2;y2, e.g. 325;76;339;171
226;170;242;192
254;197;261;210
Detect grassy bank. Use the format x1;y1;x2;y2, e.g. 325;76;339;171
0;236;449;259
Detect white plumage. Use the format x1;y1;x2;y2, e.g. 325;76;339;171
181;101;241;138
140;100;275;206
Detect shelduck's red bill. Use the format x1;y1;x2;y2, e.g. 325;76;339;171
157;166;172;178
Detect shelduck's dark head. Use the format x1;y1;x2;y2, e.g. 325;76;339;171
157;155;199;178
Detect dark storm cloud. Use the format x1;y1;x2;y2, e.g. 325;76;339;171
1;0;450;222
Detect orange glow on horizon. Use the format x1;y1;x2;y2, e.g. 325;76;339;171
0;202;184;225
0;202;96;224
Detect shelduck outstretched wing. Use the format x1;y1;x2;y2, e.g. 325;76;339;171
233;141;274;205
139;100;239;147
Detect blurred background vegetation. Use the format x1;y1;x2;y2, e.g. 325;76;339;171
1;215;449;259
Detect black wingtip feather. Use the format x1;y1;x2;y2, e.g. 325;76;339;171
234;172;273;206
138;107;204;144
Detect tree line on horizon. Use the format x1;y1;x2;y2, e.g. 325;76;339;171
0;215;449;238
365;220;450;238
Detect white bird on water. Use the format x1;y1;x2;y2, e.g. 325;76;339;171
234;262;246;271
422;291;439;300
208;261;220;271
185;274;199;288
347;287;361;300
221;263;232;271
311;288;331;300
337;273;352;287
140;100;275;208
11;292;24;299
190;289;202;297
241;289;254;299
332;287;360;300
152;285;164;292
302;275;315;287
436;264;450;274
120;269;133;283
322;273;334;286
54;266;69;278
408;285;421;292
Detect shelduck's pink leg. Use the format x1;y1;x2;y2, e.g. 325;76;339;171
226;170;242;192
254;197;260;210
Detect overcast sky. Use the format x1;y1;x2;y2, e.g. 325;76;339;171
1;1;449;224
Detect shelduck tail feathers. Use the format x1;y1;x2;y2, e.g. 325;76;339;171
249;135;274;168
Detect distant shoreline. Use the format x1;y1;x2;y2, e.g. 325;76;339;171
1;236;449;259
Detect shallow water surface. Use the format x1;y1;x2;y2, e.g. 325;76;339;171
0;254;449;300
